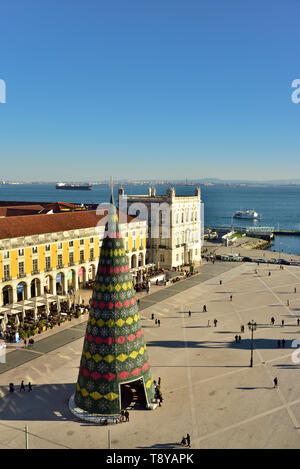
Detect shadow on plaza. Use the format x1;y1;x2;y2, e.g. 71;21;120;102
137;442;182;449
147;338;293;350
0;383;76;422
236;386;273;390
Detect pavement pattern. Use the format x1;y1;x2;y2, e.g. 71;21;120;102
1;260;300;449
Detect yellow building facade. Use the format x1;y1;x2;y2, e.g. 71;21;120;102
0;211;148;306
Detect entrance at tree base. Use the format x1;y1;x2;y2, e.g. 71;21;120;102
120;379;148;411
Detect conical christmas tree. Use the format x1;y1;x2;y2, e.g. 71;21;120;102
74;190;155;415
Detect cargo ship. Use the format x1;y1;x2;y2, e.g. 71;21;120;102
56;183;92;190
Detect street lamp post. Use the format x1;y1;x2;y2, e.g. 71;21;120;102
248;320;257;367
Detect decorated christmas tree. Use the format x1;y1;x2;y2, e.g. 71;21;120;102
74;188;155;415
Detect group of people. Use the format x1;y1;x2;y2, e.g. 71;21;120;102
120;409;130;422
135;282;151;293
9;380;32;393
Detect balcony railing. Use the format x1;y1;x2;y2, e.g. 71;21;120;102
3;275;11;281
18;273;26;278
32;269;39;275
44;267;52;272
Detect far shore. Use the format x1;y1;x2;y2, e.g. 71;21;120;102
202;240;300;263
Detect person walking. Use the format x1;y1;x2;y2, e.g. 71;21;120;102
295;287;297;294
238;335;241;342
24;338;27;348
268;272;271;277
158;377;161;386
125;410;129;422
230;295;232;301
203;305;207;313
282;320;285;327
241;325;244;333
277;339;281;348
297;318;300;326
214;319;218;327
287;299;289;307
188;310;191;318
274;377;278;388
20;380;26;392
158;319;160;327
186;434;191;448
235;335;238;343
219;280;222;285
282;339;286;348
155;319;158;326
271;317;275;326
28;382;32;392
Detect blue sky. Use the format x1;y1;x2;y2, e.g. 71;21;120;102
0;0;300;181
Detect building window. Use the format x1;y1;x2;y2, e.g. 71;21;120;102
18;249;24;256
45;244;51;251
57;254;63;268
80;239;84;245
45;257;51;270
3;264;10;280
176;254;179;262
58;242;63;250
69;252;74;265
3;251;9;259
125;240;128;251
32;259;38;273
18;261;25;277
139;237;143;249
69;241;74;247
160;254;165;263
90;237;94;244
90;248;94;260
80;250;85;262
32;247;38;254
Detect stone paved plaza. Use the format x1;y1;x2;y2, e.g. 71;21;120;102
1;261;300;449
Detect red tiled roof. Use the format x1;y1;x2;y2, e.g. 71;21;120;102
0;205;45;217
0;210;137;240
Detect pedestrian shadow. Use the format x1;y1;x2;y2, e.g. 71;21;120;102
272;364;300;369
236;387;273;390
137;442;182;449
0;383;76;422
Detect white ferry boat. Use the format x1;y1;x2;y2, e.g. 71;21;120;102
233;209;260;220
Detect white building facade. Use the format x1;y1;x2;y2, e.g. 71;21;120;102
118;186;203;270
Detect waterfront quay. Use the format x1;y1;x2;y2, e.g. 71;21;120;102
1;260;300;448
